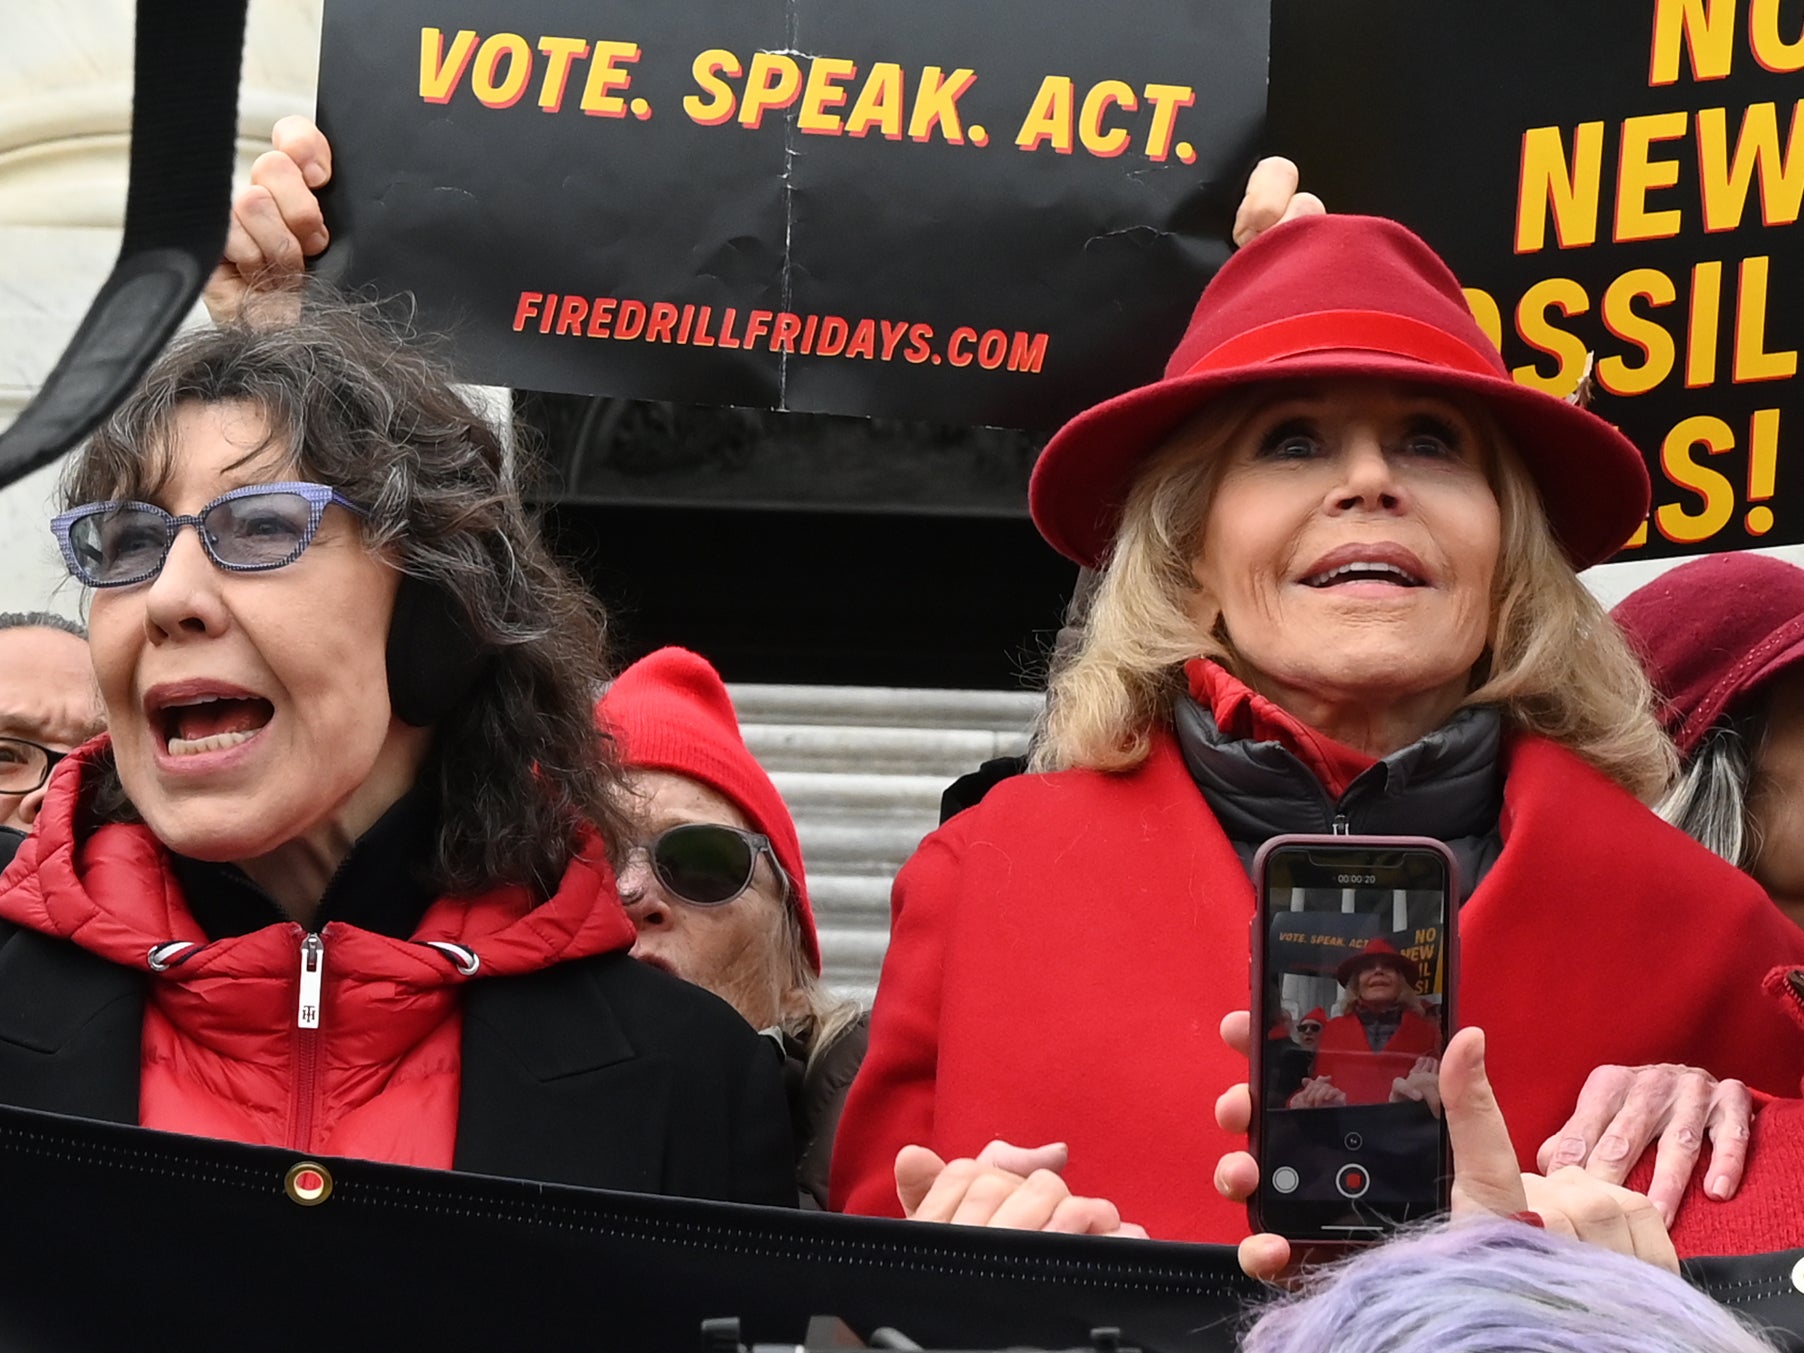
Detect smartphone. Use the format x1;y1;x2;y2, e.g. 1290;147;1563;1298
1248;833;1459;1243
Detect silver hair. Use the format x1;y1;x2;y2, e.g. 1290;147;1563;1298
770;869;865;1074
1655;721;1759;869
0;612;86;640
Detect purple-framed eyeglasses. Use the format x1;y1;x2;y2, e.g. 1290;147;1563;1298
50;482;367;588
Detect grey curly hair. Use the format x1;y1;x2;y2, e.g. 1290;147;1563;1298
62;298;632;893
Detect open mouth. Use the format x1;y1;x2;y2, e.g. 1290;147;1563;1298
1301;561;1426;588
157;693;276;757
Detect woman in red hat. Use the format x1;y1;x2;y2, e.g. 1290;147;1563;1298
830;213;1804;1245
1614;552;1804;929
1299;940;1442;1108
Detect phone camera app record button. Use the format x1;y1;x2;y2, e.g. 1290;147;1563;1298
1335;1164;1371;1199
1271;1166;1300;1194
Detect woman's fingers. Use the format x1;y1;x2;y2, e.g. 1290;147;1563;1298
249;148;329;258
1528;1168;1679;1273
983;1168;1074;1230
1537;1063;1639;1173
894;1144;951;1216
1216;1082;1252;1134
1037;1189;1121;1235
1537;1062;1728;1188
1642;1072;1714;1224
974;1139;1070;1177
908;1156;1001;1224
1441;1027;1529;1219
1214;1148;1259;1204
204;117;334;325
1237;1231;1293;1282
1220;1009;1251;1057
1276;191;1326;229
234;178;311;279
1701;1080;1752;1202
206;187;302;324
270;114;333;188
1289;1076;1345;1108
893;1144;1142;1237
1232;156;1303;246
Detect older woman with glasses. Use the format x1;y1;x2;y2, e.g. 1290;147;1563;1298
597;647;868;1208
0;303;793;1204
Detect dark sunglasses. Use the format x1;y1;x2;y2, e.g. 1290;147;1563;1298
634;823;779;907
0;737;66;796
1297;1022;1324;1034
51;481;366;588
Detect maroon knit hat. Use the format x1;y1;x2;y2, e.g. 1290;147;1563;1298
595;647;820;973
1029;214;1650;571
1612;553;1804;759
1335;937;1421;988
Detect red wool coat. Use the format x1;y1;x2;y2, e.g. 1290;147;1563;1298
1631;965;1804;1256
1309;1007;1442;1106
830;731;1804;1244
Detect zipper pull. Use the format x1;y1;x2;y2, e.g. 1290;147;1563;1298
1332;813;1351;835
297;933;324;1030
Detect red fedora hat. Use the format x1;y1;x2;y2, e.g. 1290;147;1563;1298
1029;214;1650;570
1613;552;1804;759
1334;937;1421;989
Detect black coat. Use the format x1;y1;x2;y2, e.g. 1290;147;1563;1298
0;920;796;1205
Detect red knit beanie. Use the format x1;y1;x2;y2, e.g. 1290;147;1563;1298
596;648;820;973
1612;553;1804;759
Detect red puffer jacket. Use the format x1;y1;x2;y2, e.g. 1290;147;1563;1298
0;742;636;1166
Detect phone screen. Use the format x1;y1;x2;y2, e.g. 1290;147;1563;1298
1252;838;1455;1241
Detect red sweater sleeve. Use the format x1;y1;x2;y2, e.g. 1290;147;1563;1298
828;827;962;1216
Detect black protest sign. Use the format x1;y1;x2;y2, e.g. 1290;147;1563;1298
1267;910;1381;977
314;0;1268;430
1269;0;1803;562
1267;915;1444;998
0;1101;1261;1352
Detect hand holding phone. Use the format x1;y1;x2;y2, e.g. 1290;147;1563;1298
1247;834;1459;1243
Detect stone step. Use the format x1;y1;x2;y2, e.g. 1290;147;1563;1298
816;926;893;966
723;684;1043;1006
744;723;1030;776
771;770;947;814
731;683;1042;731
795;820;934;871
806;871;896;918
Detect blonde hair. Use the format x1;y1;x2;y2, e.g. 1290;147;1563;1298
774;874;865;1076
1033;394;1677;803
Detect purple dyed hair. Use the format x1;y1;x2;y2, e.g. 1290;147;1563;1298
1241;1218;1779;1353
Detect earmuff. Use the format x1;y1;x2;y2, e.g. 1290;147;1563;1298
386;574;492;727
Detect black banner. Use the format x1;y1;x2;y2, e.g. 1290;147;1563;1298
0;1100;1796;1350
312;0;1268;431
1269;0;1804;561
0;1101;1260;1352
